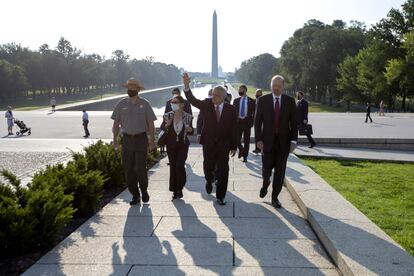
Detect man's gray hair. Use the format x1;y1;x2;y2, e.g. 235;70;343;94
271;75;285;85
213;85;228;97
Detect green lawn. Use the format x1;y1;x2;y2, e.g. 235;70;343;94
2;91;123;111
231;83;270;98
301;157;414;256
308;101;347;112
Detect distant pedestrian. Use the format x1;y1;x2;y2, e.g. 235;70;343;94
365;102;373;123
164;87;192;115
5;106;14;135
225;93;232;104
233;85;255;162
51;97;56;112
253;89;263;154
296;91;316;148
82;109;90;138
379;100;385;116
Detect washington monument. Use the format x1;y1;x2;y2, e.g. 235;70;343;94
211;10;218;78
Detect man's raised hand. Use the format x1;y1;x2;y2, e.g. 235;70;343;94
182;72;191;90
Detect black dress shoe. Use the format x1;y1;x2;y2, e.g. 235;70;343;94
205;182;213;194
177;190;183;199
129;197;140;205
308;144;315;148
217;198;226;205
238;151;243;159
272;199;282;209
260;180;270;198
141;191;150;203
242;158;247;163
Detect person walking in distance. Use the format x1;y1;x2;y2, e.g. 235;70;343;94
253;89;263;154
233;85;255;162
111;78;157;205
255;75;298;208
51;97;56;112
296;91;316;148
365;102;373;123
5;106;14;136
82;109;90;138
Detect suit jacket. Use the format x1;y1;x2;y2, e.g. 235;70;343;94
296;99;309;125
196;112;204;136
164;99;193;115
160;111;193;147
184;89;237;151
255;93;298;153
233;96;256;127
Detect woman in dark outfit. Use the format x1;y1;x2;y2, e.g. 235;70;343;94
160;95;193;200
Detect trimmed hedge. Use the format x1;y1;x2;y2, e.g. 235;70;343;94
72;140;124;189
30;161;105;217
0;140;162;258
0;170;74;257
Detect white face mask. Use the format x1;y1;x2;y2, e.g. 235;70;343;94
171;103;180;111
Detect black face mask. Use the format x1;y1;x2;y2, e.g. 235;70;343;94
256;95;260;99
127;90;138;97
239;92;245;96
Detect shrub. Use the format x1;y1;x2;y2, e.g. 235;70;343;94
72;140;124;189
0;170;74;257
30;162;105;217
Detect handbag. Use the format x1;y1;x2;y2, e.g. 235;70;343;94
299;124;313;136
157;130;167;147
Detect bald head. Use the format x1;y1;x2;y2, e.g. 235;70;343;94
271;75;285;96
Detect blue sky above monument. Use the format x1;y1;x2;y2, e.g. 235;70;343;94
0;0;406;72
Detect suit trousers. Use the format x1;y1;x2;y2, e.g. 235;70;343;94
237;120;251;159
166;142;189;193
203;143;230;200
121;134;148;199
262;135;290;201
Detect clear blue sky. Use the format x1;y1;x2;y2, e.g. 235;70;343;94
0;0;407;72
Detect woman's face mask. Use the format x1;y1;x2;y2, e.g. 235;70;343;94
171;103;181;111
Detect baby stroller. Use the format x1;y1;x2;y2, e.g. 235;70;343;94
14;119;31;136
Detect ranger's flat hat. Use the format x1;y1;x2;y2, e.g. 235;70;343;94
122;78;144;91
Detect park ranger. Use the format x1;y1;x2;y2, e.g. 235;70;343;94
111;78;157;205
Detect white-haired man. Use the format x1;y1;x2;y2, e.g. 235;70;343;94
255;75;298;208
182;73;237;205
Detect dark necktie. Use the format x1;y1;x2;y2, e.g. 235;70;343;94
274;97;280;134
215;105;221;122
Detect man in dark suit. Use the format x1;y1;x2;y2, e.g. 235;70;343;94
296;91;316;148
183;73;237;205
164;87;192;114
233;85;255;162
365;102;373;123
196;89;213;143
253;89;263;154
255;75;298;208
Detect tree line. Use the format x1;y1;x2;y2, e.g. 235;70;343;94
0;37;181;101
235;0;414;111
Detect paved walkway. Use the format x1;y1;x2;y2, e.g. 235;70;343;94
24;146;338;276
295;145;414;162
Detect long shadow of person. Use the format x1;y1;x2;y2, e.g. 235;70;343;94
171;200;238;275
184;151;334;275
111;203;185;275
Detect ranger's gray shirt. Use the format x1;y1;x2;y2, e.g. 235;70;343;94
111;97;157;135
